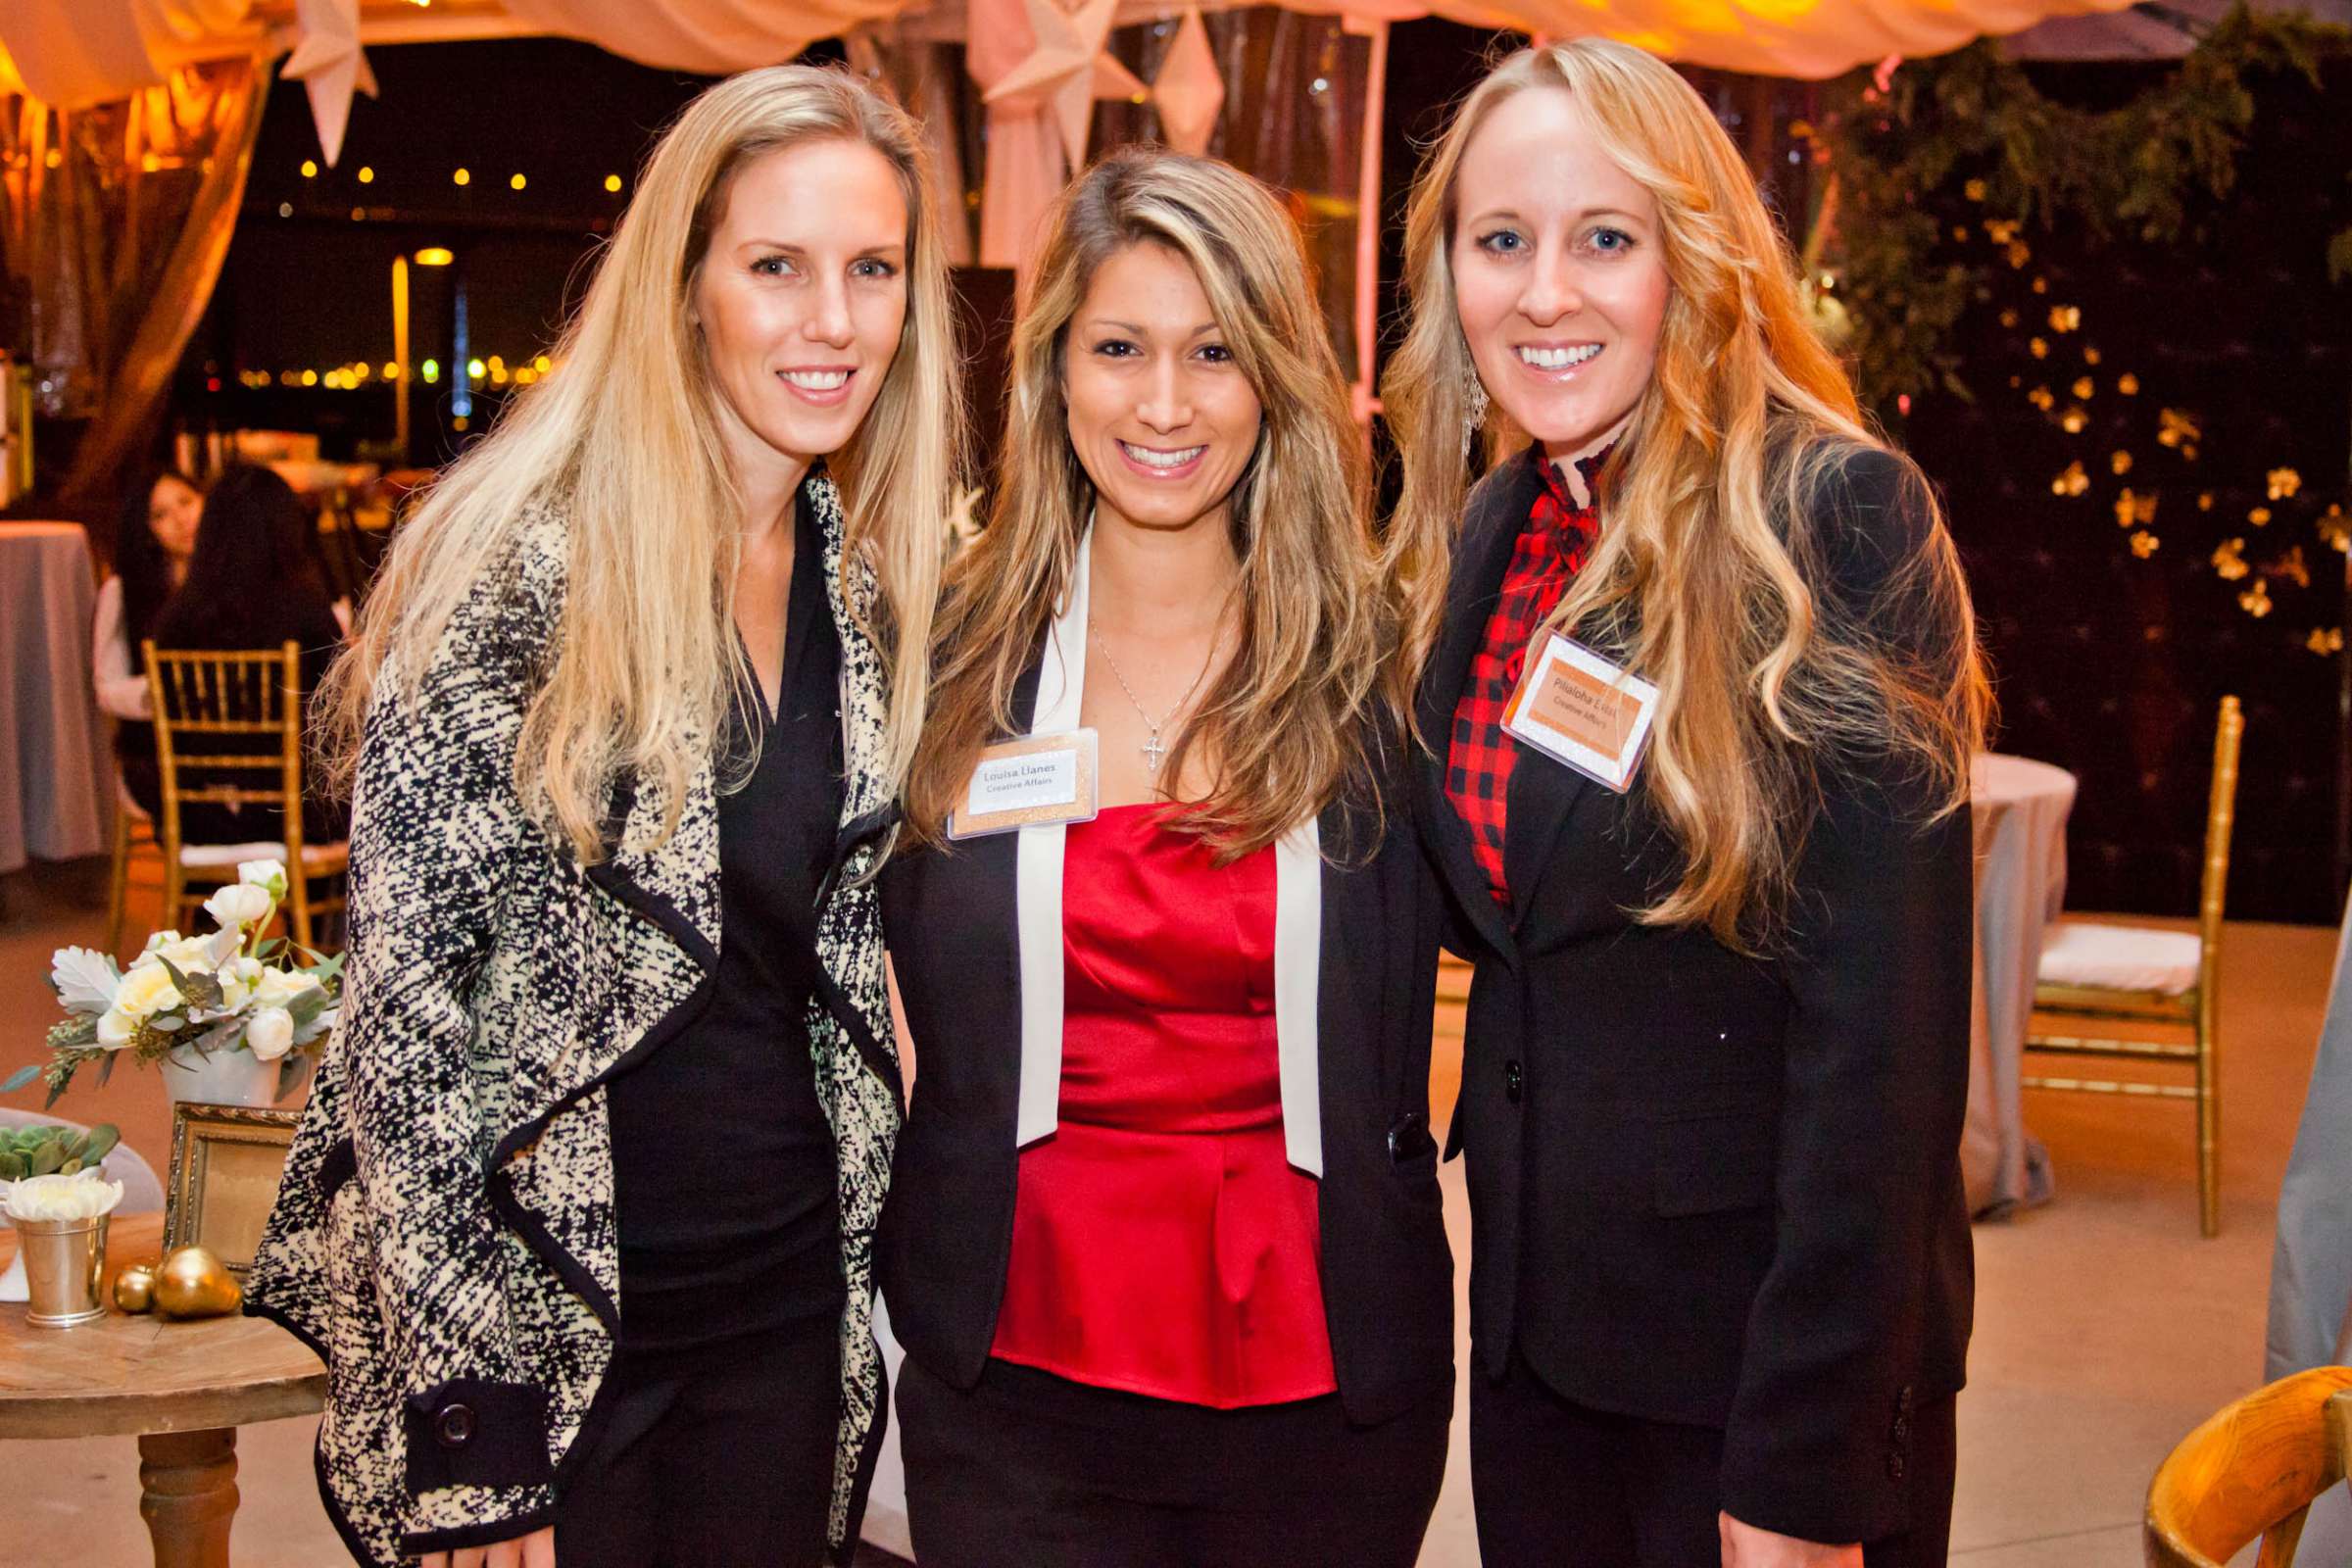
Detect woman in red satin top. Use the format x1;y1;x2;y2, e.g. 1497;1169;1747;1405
879;148;1456;1568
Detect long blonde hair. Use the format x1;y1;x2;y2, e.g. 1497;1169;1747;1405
321;65;960;861
1383;39;1989;947
906;148;1392;858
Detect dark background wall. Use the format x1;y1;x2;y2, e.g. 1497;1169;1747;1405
1899;59;2352;925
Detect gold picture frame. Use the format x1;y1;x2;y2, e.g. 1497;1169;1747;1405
164;1102;300;1276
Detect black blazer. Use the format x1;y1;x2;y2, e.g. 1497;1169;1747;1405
1419;447;1974;1544
878;657;1455;1428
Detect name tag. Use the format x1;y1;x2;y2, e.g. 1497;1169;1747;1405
948;729;1102;840
1501;634;1659;793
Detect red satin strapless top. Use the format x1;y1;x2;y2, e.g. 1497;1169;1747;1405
989;803;1337;1408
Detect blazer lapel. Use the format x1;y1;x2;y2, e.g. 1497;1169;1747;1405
1013;534;1090;1147
1414;459;1542;960
1500;716;1596;928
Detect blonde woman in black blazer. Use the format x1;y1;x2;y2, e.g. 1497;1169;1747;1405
1382;41;1990;1568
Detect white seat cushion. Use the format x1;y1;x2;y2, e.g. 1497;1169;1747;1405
176;839;350;873
2036;921;2202;996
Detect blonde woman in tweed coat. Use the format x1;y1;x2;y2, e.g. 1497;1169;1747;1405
244;66;959;1568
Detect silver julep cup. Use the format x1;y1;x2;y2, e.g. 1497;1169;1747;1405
14;1213;110;1327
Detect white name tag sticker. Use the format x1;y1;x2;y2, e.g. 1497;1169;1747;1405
1501;634;1660;794
948;728;1101;840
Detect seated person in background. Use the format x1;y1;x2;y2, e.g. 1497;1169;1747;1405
94;467;204;814
147;465;350;849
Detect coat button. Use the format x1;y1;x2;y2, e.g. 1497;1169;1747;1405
1503;1059;1524;1104
1897;1384;1915;1416
1886;1449;1906;1482
1892;1414;1911;1446
434;1402;477;1448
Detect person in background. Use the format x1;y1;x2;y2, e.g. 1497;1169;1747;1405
92;466;202;815
1383;37;1990;1568
145;464;350;848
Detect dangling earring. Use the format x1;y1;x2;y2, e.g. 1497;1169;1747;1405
1461;377;1491;459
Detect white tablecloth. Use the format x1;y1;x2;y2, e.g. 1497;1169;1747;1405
1964;752;2078;1216
0;522;108;873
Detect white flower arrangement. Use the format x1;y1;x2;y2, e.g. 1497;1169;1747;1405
3;860;342;1106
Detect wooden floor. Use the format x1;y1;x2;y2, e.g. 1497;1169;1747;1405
0;856;2336;1565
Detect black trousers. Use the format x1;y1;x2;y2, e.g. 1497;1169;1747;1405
899;1354;1450;1568
555;1315;841;1568
1471;1351;1956;1568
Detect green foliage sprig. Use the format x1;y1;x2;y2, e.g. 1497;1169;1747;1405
1814;6;2352;413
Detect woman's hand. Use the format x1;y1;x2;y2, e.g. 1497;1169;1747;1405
418;1525;557;1568
1720;1512;1863;1568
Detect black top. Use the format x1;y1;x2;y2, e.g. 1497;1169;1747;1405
611;497;846;1358
1413;446;1974;1546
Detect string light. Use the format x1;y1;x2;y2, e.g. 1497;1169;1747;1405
358;167;375;184
454;168;470;186
510;172;527;191
301;160;318;178
605;174;623;193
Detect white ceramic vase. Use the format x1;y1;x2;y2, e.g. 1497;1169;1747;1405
160;1046;313;1109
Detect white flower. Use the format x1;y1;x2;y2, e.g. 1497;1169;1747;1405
140;935;214;976
96;1007;138;1050
2;1172;123;1222
245;1006;294;1061
204;882;274;930
251;967;322;1009
112;962;184;1021
238;859;288;900
213;962;256;1014
49;947;121;1014
141;929;184;956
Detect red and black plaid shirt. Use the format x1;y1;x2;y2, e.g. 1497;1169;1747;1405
1446;443;1609;906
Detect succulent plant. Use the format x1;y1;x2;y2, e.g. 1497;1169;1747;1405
0;1122;120;1182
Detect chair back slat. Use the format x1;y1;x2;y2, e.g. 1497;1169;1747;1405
2197;695;2244;1009
2146;1371;2352;1567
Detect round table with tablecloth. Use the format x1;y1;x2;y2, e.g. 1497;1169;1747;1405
1963;752;2079;1217
0;521;108;874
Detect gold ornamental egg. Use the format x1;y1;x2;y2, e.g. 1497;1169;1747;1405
153;1247;242;1319
113;1262;157;1313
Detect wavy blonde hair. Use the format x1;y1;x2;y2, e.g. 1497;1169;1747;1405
906;148;1392;858
320;65;960;862
1383;39;1989;947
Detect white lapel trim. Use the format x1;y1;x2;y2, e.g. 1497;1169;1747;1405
1273;816;1323;1176
1013;530;1089;1147
1011;525;1323;1177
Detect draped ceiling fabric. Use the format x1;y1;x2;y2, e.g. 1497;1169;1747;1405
0;0;2147;454
1;55;268;500
0;0;2150;111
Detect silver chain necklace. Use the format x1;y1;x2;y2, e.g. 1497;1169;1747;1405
1088;616;1221;776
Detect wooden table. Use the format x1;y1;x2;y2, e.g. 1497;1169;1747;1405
0;1211;326;1567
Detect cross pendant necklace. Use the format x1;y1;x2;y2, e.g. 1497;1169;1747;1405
1090;617;1217;778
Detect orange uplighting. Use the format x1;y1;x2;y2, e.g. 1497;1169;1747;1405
414;247;455;267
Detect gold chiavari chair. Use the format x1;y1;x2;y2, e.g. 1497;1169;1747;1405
143;640;348;951
2145;1367;2352;1567
2023;695;2244;1237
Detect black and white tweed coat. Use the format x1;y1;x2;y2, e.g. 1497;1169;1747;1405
245;473;904;1566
